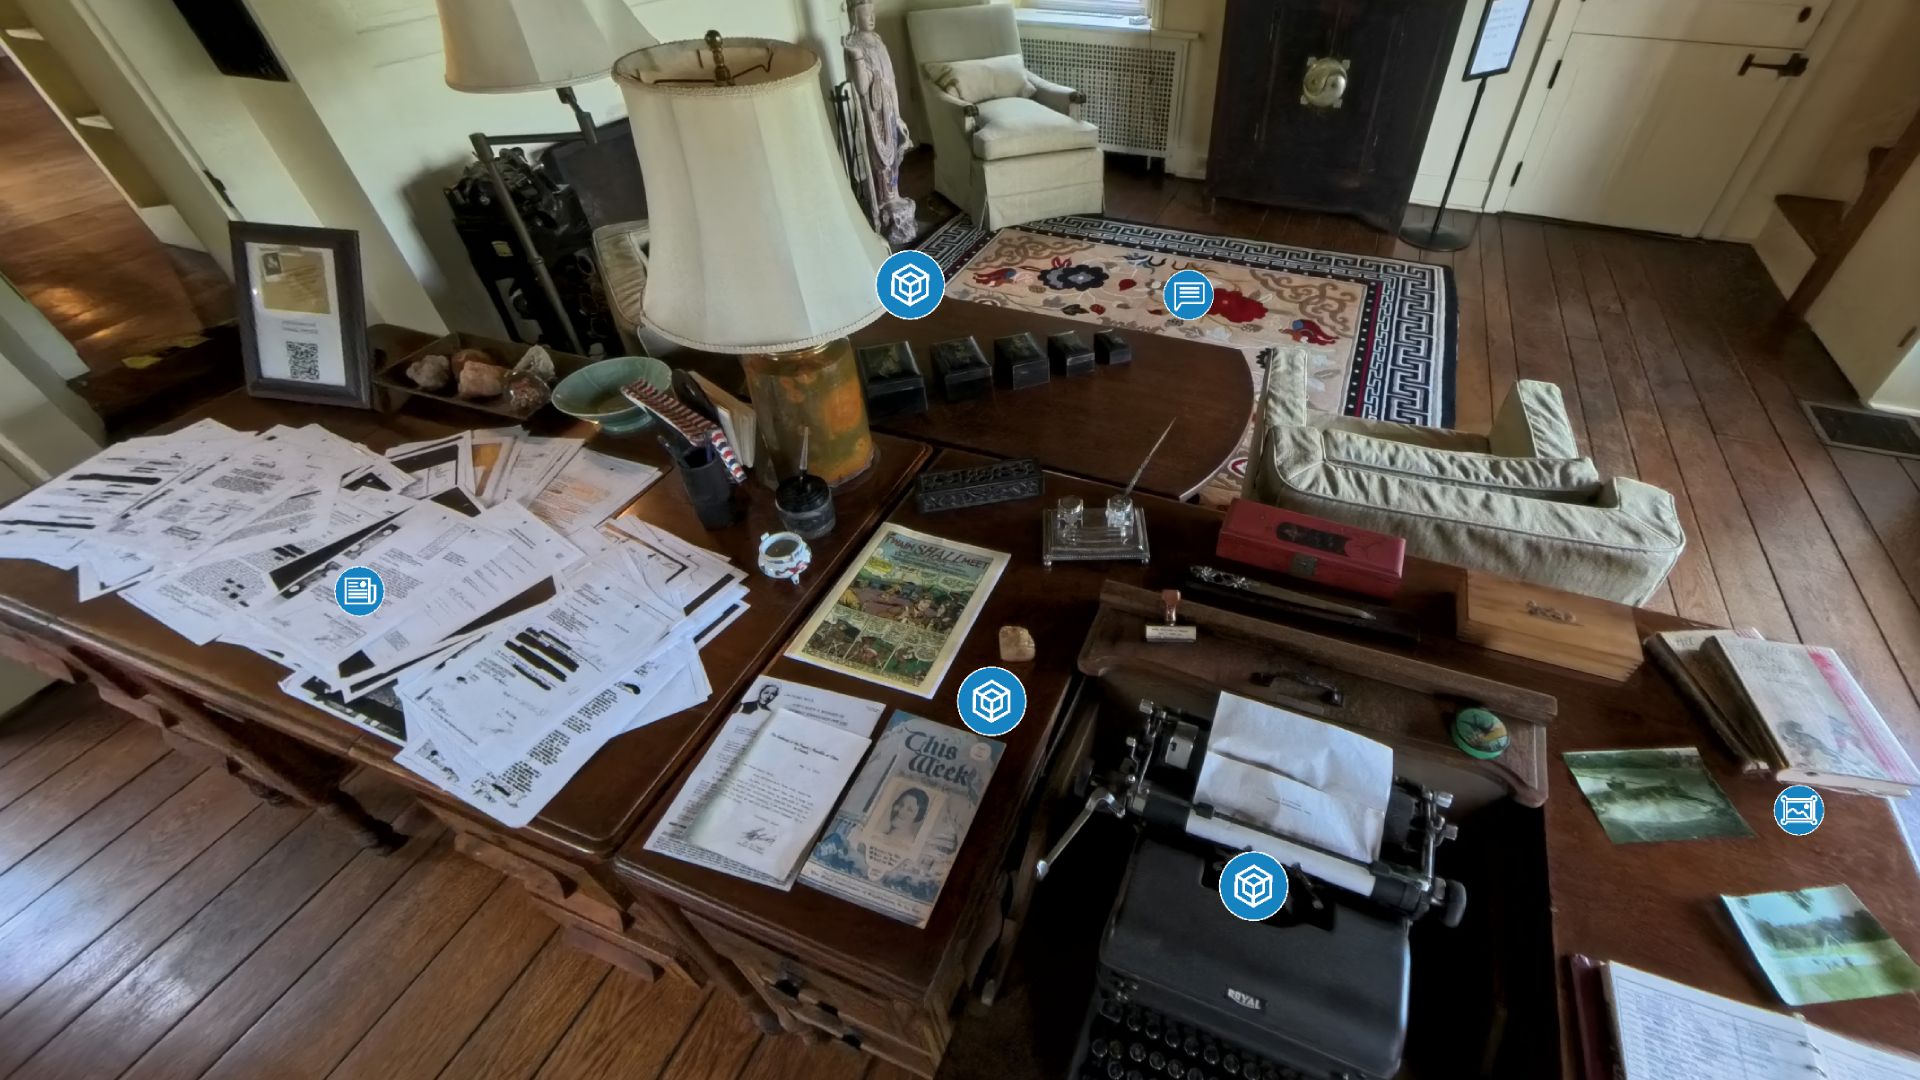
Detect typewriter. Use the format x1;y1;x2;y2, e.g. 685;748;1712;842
1040;697;1467;1080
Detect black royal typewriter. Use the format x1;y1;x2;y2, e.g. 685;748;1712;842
1039;698;1467;1080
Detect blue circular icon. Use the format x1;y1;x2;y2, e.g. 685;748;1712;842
876;250;945;320
1219;850;1289;921
1162;268;1215;322
956;665;1026;737
334;566;385;617
1773;784;1824;836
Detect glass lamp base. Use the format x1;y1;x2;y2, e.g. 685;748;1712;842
741;338;874;488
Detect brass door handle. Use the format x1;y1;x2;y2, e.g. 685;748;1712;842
1302;56;1350;108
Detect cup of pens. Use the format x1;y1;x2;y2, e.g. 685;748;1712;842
672;443;736;529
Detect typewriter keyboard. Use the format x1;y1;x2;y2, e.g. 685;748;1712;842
1075;994;1318;1080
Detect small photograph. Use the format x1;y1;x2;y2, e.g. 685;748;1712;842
1563;747;1753;844
858;775;944;872
1723;885;1920;1006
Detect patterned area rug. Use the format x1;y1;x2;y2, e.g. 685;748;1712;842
922;215;1456;504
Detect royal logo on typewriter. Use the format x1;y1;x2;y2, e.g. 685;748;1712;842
1225;987;1266;1012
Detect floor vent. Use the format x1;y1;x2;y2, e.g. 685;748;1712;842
1802;401;1920;459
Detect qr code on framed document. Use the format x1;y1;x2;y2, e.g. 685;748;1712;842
284;340;321;381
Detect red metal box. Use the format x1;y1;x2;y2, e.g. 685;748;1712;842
1216;500;1406;599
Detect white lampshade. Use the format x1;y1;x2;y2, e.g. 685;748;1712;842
614;38;889;354
438;0;656;93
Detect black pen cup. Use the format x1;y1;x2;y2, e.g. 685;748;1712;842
677;445;736;529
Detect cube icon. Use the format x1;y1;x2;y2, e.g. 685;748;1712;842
1231;864;1274;908
889;264;932;307
971;678;1012;726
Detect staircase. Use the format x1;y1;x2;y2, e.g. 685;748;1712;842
1755;120;1920;313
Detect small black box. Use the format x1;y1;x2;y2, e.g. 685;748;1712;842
930;337;993;402
993;332;1050;390
1048;331;1095;377
854;342;928;421
1095;330;1132;366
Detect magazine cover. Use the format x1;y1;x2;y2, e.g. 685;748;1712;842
785;523;1007;698
1723;885;1920;1006
799;713;1004;927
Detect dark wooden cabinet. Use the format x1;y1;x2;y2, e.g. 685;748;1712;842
1206;0;1467;233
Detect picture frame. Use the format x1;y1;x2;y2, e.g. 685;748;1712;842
230;222;372;409
1463;0;1534;80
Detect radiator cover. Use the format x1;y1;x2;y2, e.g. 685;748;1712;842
1019;28;1188;159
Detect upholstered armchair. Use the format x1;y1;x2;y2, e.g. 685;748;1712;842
905;2;1103;229
1242;350;1686;606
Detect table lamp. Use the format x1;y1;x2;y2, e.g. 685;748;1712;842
615;34;889;487
435;0;656;354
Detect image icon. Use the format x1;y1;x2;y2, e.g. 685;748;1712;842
876;250;945;320
1774;784;1824;836
1219;850;1289;921
956;665;1026;736
334;566;384;617
1162;268;1215;322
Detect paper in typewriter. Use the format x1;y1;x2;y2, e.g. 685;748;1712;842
1193;693;1393;863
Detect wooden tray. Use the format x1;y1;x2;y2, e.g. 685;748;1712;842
1077;580;1553;809
373;331;591;422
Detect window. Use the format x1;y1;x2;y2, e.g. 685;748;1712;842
1025;0;1153;25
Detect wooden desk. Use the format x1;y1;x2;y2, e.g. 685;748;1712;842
615;452;1920;1076
672;299;1254;501
0;381;929;996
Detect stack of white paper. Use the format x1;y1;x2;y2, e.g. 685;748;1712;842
0;420;712;828
646;677;886;889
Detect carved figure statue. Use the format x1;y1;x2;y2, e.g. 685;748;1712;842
844;0;917;247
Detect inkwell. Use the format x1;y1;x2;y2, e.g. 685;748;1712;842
774;428;835;539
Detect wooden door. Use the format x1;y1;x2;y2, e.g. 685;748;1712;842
1503;33;1797;236
1206;0;1466;232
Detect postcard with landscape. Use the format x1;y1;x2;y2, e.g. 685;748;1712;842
1724;885;1920;1006
1563;747;1754;844
785;524;1008;698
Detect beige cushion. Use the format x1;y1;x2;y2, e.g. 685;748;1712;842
1252;427;1685;606
1321;429;1604;501
922;54;1034;104
971;97;1100;160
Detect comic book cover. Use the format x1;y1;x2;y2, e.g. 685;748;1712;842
799;713;1004;927
784;523;1007;698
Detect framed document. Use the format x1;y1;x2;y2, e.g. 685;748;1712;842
231;222;372;408
1464;0;1534;80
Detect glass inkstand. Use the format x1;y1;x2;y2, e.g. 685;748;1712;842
1040;417;1172;568
1042;494;1150;567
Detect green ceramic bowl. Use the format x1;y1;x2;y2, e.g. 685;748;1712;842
552;356;672;435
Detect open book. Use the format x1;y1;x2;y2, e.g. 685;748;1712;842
1601;961;1920;1080
1189;693;1393;864
1705;637;1920;797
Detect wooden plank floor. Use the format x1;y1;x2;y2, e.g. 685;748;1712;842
5;164;1919;1078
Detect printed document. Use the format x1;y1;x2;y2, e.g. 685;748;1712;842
684;709;871;880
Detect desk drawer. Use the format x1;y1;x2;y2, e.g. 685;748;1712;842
686;911;941;1066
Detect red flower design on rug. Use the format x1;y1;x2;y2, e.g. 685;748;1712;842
1209;288;1268;324
1283;317;1337;345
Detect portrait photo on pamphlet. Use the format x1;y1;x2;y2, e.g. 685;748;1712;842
231;221;372;409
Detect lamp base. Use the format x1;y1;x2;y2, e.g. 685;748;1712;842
741;339;874;489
